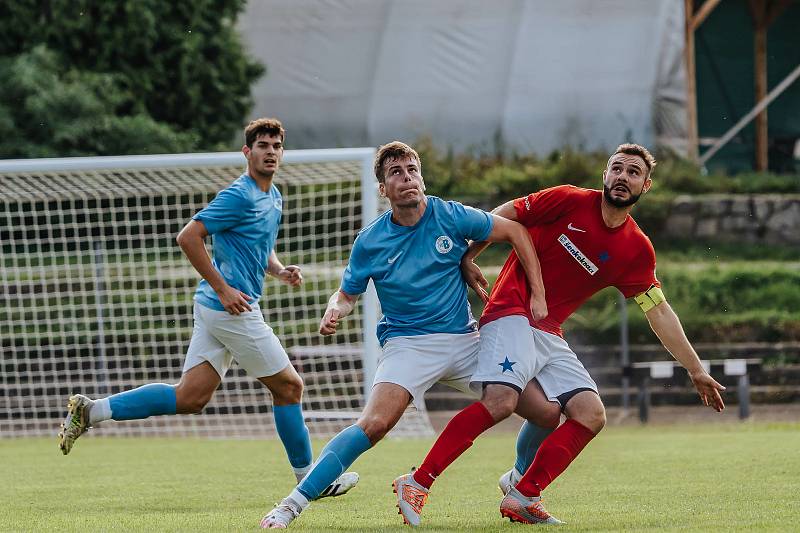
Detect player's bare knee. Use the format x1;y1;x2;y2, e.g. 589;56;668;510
286;375;305;401
481;384;519;422
536;405;562;430
271;378;303;405
176;394;209;414
262;368;304;405
356;415;393;443
585;404;606;432
564;391;606;433
481;397;515;421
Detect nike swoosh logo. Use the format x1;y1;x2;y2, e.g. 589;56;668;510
567;223;586;233
387;252;402;264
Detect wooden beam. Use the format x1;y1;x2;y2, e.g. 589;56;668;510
685;0;699;161
754;20;768;171
699;63;800;166
690;0;723;32
749;0;769;171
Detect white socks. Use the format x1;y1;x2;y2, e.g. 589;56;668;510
289;467;311;510
293;466;311;484
89;398;112;425
287;489;310;510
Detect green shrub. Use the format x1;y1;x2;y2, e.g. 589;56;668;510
416;140;800;202
469;263;800;345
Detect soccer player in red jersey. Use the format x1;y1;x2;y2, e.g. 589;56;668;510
393;143;726;526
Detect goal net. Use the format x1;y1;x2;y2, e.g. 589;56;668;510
0;150;434;439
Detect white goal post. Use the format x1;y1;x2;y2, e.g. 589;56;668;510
0;149;434;439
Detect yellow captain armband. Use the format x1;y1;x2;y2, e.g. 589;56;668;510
634;285;666;312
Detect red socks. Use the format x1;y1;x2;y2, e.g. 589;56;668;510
516;418;596;497
413;402;496;489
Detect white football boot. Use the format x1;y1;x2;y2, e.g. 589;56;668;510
260;498;302;529
500;486;563;525
392;470;429;527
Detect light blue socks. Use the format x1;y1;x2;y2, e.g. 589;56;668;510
514;421;554;474
295;425;372;500
107;383;177;421
273;403;313;470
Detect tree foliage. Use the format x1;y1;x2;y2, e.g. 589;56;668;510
0;0;263;157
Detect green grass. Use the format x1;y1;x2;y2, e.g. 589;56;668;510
2;423;798;531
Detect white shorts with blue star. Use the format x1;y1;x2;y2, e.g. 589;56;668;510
469;315;597;406
374;331;480;410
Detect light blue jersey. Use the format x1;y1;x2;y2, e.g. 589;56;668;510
341;196;493;346
192;174;283;311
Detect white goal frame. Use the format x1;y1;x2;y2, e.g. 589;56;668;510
0;149;433;439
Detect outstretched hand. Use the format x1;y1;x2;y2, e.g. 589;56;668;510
690;371;726;412
461;259;489;303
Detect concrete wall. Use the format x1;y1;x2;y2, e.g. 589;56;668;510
663;195;800;245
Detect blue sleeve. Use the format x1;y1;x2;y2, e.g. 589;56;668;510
192;187;248;235
449;201;493;242
340;235;370;296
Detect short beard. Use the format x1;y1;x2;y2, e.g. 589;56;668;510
603;185;642;207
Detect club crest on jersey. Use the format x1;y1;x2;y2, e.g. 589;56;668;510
435;235;453;254
273;197;283;210
558;234;598;275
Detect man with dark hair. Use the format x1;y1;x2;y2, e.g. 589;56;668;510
393;143;726;526
260;141;548;528
58;118;357;498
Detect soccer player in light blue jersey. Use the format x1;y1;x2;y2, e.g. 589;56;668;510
58;118;357;497
260;141;549;528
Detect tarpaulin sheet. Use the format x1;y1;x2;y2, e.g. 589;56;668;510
238;0;686;153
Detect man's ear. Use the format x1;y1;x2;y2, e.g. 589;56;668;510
378;183;386;197
242;145;251;158
642;176;652;194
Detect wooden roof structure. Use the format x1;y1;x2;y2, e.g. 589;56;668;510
685;0;799;170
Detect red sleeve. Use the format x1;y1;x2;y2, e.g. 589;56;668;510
615;237;661;298
513;185;579;227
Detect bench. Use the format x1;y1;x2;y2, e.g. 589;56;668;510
625;358;762;422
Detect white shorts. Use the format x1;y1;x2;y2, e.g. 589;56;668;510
470;315;597;407
183;302;290;379
374;332;480;410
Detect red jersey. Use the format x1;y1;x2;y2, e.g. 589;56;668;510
480;185;660;337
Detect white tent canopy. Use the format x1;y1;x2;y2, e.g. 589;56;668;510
239;0;687;154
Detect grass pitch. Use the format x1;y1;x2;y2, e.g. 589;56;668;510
1;422;798;532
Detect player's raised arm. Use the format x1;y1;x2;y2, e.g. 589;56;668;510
319;289;359;336
638;287;726;412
